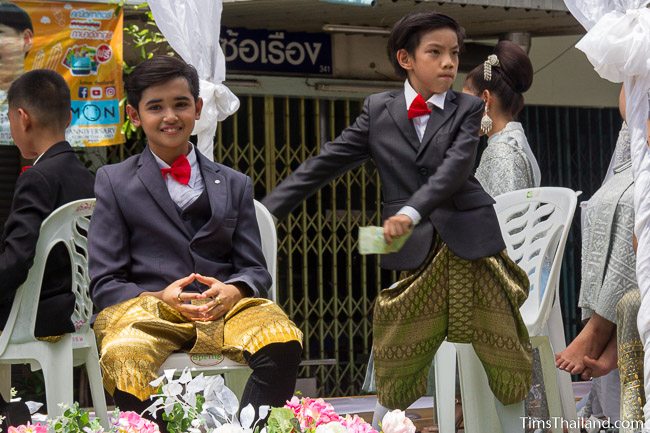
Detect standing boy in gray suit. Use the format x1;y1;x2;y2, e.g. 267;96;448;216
88;56;302;423
262;11;532;431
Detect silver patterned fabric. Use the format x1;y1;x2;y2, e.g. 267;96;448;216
579;124;636;323
0;90;12;145
475;122;540;197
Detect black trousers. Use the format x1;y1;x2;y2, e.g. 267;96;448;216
114;341;302;420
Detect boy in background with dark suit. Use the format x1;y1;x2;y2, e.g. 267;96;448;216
0;69;94;426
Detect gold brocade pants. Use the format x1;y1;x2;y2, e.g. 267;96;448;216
93;295;303;401
617;289;645;432
373;241;533;410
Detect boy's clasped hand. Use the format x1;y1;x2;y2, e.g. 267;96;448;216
157;272;243;321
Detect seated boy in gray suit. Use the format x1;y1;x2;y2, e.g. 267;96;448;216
88;55;302;419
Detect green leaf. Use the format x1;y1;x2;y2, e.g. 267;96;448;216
266;408;300;433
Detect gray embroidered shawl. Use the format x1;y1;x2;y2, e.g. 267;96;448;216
475;122;541;197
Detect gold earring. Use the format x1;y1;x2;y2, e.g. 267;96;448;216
480;105;492;134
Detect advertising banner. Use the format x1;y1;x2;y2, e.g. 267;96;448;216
0;1;124;147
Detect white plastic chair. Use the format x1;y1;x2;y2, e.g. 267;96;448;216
158;200;277;398
0;198;108;426
433;187;579;433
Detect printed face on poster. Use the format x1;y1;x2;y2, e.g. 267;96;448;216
0;0;124;147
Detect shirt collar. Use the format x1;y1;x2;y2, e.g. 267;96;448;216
33;153;45;165
404;79;446;111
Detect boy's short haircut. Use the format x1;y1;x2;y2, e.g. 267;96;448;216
387;11;465;79
0;3;33;33
125;55;200;110
8;69;71;131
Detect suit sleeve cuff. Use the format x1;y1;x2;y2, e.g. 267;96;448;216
225;278;256;298
397;206;421;226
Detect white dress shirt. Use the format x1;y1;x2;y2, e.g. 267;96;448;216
398;80;447;226
152;144;205;210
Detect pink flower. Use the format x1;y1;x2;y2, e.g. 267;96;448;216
342;415;377;433
285;397;341;432
115;411;160;433
7;423;48;433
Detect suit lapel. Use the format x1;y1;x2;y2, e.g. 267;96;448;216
418;92;458;159
194;152;226;242
137;149;192;238
386;92;420;152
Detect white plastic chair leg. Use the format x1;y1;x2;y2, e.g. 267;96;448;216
83;339;109;427
223;368;252;400
531;336;563;433
0;364;11;401
433;341;457;433
455;344;500;433
41;337;74;418
494;400;525;433
547;301;579;431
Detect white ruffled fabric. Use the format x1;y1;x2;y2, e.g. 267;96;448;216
575;8;650;83
564;0;650;424
148;0;240;161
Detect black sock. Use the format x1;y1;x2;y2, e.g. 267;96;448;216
240;341;302;416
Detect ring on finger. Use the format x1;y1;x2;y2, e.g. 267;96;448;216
214;295;222;306
177;290;183;303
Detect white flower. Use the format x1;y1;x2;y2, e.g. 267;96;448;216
213;423;246;433
315;421;347;433
381;410;415;433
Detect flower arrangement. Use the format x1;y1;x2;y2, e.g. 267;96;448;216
6;423;48;433
267;397;415;433
145;368;268;433
52;404;160;433
1;369;416;433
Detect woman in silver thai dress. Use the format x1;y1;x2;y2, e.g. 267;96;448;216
462;40;541;196
556;88;641;429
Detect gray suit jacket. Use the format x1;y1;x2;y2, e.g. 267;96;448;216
262;90;505;269
89;148;271;311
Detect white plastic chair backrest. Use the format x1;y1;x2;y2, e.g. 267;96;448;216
254;200;277;302
0;199;95;354
493;188;577;336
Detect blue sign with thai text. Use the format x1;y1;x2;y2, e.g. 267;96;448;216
221;27;333;75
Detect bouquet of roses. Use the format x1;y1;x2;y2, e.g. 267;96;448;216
266;397;415;433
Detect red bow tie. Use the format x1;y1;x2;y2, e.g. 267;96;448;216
160;154;191;185
20;165;32;174
407;94;432;120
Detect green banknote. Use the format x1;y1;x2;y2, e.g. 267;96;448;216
358;226;411;255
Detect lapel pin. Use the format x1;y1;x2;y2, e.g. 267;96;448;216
214;179;221;184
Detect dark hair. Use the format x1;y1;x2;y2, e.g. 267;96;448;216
0;3;33;33
8;69;71;131
387;11;465;79
126;55;200;110
465;40;533;117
